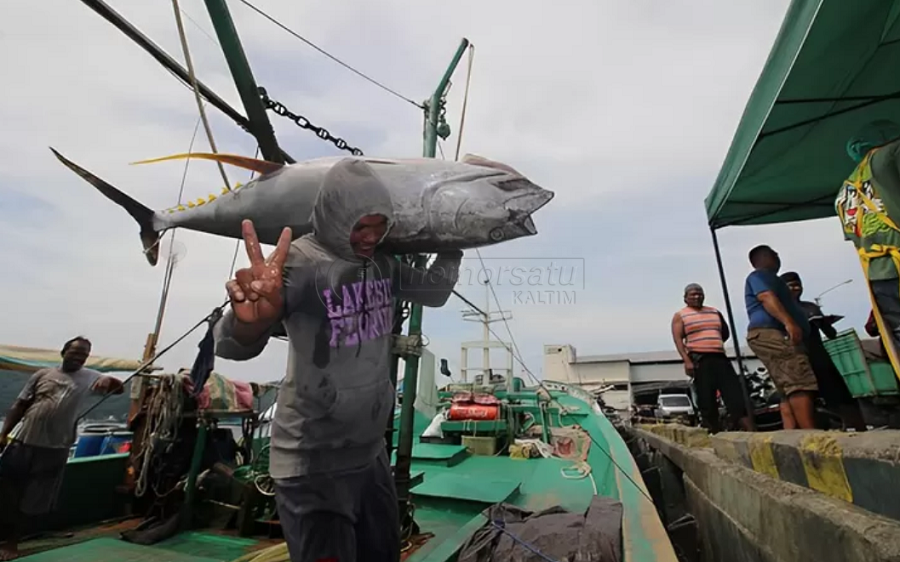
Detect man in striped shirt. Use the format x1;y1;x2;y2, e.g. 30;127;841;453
672;284;751;433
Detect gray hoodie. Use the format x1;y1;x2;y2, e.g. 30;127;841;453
214;157;462;479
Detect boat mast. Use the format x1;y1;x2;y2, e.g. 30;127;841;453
461;279;514;388
203;0;283;163
393;37;470;523
77;0;296;164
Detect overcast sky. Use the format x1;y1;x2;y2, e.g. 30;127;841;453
1;0;874;385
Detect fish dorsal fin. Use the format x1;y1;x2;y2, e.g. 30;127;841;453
131;153;284;176
461;153;521;176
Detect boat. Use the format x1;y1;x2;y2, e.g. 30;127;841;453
8;268;677;561
14;370;676;562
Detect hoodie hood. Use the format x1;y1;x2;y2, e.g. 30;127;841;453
311;157;395;262
847;119;900;163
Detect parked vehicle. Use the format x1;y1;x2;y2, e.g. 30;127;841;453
655;393;695;423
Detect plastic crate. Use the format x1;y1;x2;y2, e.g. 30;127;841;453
461;435;497;456
823;329;900;397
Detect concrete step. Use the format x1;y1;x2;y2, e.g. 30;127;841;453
711;430;900;524
626;425;900;562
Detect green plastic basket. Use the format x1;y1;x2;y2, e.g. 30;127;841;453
823;329;900;398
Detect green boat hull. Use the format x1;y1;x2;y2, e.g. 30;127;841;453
17;381;675;562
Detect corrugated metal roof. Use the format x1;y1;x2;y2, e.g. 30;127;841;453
576;347;757;365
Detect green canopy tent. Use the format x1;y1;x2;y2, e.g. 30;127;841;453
703;0;900;422
706;0;900;229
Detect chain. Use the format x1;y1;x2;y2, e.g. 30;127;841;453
259;87;364;156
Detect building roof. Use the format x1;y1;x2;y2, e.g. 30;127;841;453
576;347;757;365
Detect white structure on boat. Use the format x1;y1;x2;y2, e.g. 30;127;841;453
542;344;764;411
459;280;515;388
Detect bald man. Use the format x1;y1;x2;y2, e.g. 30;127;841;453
672;284;751;432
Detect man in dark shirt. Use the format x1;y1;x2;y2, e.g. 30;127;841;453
744;245;819;429
780;272;867;431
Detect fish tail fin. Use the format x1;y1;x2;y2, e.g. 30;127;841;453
130;152;284;176
50;148;161;266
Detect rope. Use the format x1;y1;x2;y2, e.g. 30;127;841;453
228;146;262;280
178;6;219;46
454;44;475;161
236;0;423;109
561;461;598;496
151;114;203;348
170;0;231;191
133;373;185;498
77;300;229;422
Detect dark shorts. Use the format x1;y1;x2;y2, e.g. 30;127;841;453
805;336;856;408
691;352;748;422
746;328;819;396
274;448;400;562
0;440;69;526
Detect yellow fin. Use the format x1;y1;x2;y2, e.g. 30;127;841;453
130;152;284;176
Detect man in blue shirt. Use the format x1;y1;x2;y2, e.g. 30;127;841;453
744;245;819;429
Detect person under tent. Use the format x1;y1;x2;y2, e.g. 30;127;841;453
671;283;751;433
836;119;900;376
743;245;819;430
779;271;867;432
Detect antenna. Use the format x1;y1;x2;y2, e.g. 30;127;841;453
460;279;513;387
814;279;852;307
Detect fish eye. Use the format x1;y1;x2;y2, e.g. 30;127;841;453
490;228;505;241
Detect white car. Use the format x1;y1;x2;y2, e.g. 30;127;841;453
655;393;695;420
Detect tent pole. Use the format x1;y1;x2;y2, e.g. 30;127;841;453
711;226;757;431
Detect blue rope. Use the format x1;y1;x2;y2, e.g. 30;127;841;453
489;520;558;562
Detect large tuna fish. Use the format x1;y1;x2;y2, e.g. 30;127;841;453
49;149;554;266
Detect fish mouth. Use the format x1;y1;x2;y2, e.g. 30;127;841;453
506;188;554;235
522;215;537;235
506;187;555;212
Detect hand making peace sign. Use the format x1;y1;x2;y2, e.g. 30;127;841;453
226;220;293;325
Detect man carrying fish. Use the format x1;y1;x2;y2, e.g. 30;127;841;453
215;158;462;562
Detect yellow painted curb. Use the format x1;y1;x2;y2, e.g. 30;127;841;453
748;434;779;479
713;436;743;465
799;433;853;503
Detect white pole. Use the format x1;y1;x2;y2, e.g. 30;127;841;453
483;280;491;383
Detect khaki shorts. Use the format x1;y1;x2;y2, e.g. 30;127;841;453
746;327;818;396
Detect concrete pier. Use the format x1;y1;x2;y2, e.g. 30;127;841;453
624;424;900;562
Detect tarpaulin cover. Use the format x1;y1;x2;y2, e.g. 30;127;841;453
705;0;900;228
457;496;623;562
0;344;143;374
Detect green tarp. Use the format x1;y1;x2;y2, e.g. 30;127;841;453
705;0;900;229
